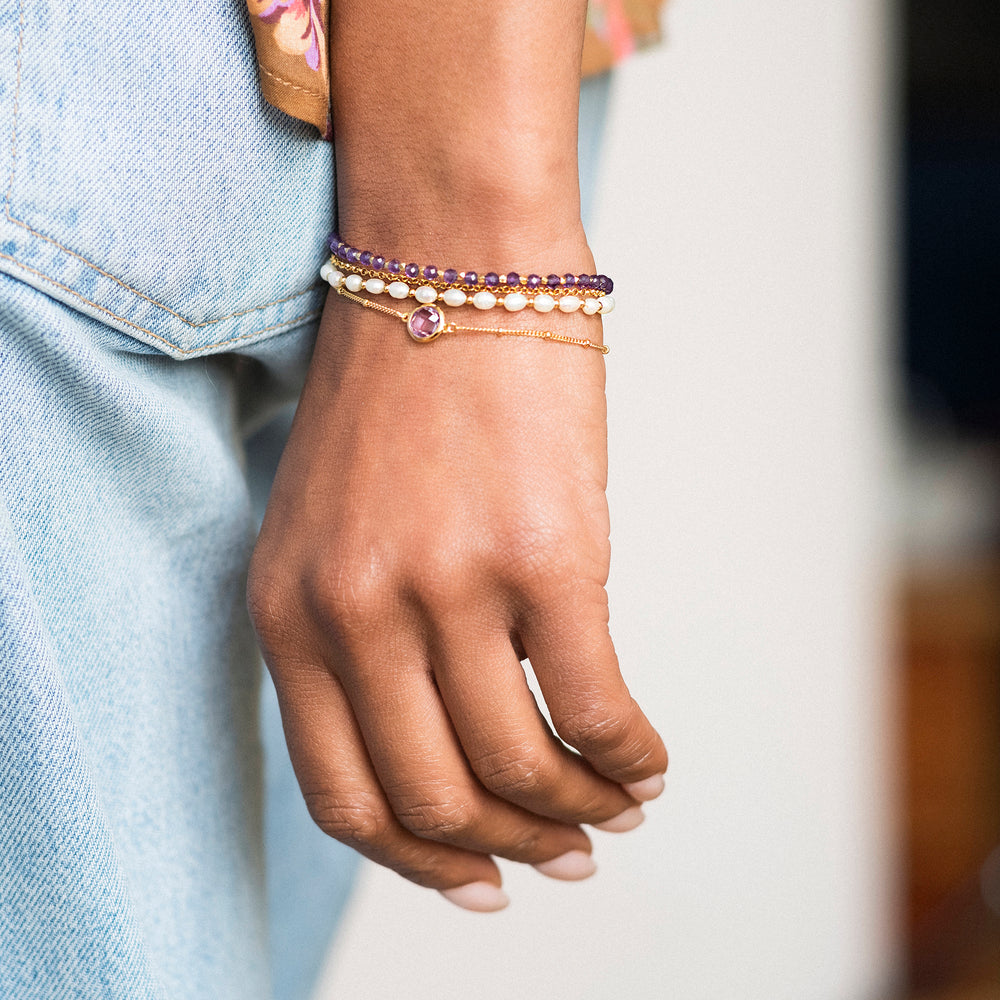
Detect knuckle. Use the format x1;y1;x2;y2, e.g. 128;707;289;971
557;706;631;756
307;555;398;647
246;563;294;640
471;745;547;799
507;827;544;859
313;563;384;621
392;792;475;841
303;789;391;847
405;543;476;613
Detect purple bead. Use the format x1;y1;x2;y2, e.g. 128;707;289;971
505;272;520;287
336;244;350;261
563;273;577;287
463;271;478;287
327;234;339;253
404;263;420;279
577;274;591;287
546;274;561;288
602;275;614;293
526;274;542;289
359;251;373;266
373;255;385;270
442;268;459;284
484;272;500;287
347;247;360;263
387;259;401;273
423;265;438;280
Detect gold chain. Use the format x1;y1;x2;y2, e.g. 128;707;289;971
330;257;604;298
335;287;609;354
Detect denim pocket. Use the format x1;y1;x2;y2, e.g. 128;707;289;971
0;0;332;358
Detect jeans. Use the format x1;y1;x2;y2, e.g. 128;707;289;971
0;2;611;997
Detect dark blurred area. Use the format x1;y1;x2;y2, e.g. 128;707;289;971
906;1;1000;432
901;2;1000;997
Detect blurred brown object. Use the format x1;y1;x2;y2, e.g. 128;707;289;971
901;557;1000;997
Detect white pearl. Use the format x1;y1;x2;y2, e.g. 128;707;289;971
320;262;333;280
387;281;410;299
599;295;616;314
328;269;345;288
345;274;364;292
503;292;528;312
364;278;385;294
558;295;582;313
415;285;438;303
582;297;601;315
472;291;497;310
532;294;556;313
442;288;467;307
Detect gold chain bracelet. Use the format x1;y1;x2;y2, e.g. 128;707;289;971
336;288;610;355
332;257;604;298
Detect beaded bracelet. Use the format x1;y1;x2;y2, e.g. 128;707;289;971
335;286;609;354
327;232;615;294
320;262;615;316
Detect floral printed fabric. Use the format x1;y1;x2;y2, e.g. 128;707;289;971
246;0;330;135
247;0;666;138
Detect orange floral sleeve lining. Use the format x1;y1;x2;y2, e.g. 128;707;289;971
248;0;666;138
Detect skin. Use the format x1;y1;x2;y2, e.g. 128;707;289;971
247;0;668;902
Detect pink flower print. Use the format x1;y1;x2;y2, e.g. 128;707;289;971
251;0;326;72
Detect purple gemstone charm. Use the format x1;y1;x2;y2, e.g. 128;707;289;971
526;274;542;289
387;259;401;273
443;268;458;284
423;265;438;280
505;272;520;287
484;272;500;287
463;271;478;287
404;263;420;279
406;305;445;342
563;273;577;287
359;250;373;266
373;255;385;270
546;274;561;288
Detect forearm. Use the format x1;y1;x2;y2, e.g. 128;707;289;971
329;1;592;266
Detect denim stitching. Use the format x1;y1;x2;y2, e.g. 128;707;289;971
4;0;322;349
0;252;322;354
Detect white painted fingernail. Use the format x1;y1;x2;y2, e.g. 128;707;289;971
439;882;510;913
623;773;666;802
593;805;645;833
533;850;597;881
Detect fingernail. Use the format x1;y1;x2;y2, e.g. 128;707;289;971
533;850;598;881
623;773;666;802
439;881;510;913
593;805;645;833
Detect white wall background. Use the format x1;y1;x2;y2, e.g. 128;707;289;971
318;2;899;997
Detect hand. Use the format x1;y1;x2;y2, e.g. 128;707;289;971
247;286;667;911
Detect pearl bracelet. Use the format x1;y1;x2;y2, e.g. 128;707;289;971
327;232;614;294
320;261;615;316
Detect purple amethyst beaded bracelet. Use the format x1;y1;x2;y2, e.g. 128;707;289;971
327;232;614;295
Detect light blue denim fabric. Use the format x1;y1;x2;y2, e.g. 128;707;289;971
0;0;611;991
